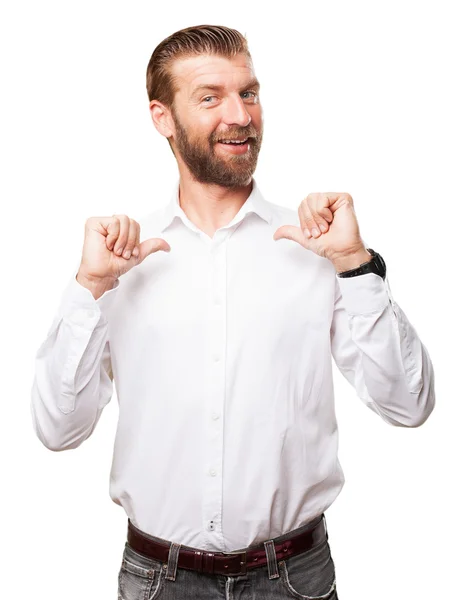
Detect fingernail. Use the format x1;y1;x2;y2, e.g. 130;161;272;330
303;228;311;238
319;224;327;232
312;228;320;237
116;247;122;255
123;250;131;259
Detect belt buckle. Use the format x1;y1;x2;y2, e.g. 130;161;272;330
221;549;248;575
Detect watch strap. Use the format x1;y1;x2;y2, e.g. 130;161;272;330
337;248;386;279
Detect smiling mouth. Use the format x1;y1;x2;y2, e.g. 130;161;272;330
218;137;248;144
216;136;256;148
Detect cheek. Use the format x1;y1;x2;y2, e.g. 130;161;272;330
250;109;263;134
196;111;221;131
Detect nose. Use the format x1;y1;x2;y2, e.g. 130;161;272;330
222;93;252;127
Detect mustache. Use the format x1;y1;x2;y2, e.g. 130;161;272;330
213;131;257;142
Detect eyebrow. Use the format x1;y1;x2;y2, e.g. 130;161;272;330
189;77;260;99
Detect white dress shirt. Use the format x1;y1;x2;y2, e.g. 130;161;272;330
30;177;435;552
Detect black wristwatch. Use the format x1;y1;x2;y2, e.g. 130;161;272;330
337;248;386;280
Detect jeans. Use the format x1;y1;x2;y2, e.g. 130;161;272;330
117;514;339;599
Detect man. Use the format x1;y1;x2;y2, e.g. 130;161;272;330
31;24;435;599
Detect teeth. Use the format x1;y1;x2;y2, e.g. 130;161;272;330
220;138;247;144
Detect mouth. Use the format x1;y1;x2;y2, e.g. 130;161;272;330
216;137;253;154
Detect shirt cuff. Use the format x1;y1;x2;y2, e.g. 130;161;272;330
336;272;391;315
59;272;120;324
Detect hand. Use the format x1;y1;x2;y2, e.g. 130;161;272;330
273;192;369;267
77;214;171;289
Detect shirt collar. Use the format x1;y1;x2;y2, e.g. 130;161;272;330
157;177;274;232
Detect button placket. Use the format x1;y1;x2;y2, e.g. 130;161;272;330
203;237;228;544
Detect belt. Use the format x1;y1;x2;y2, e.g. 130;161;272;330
127;514;327;577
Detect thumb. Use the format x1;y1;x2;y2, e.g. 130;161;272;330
136;237;171;262
273;225;307;247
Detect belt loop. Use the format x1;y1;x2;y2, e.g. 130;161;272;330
165;542;181;581
203;552;215;574
193;550;203;571
263;540;279;579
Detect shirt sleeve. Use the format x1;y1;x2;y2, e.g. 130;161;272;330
30;270;120;451
330;271;435;427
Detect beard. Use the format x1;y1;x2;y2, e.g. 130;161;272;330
170;107;263;188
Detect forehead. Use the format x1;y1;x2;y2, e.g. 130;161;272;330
171;54;256;97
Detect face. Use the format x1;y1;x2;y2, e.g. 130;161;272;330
164;53;263;188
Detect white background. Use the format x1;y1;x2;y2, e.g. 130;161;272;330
2;1;466;598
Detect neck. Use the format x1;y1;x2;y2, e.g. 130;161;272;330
177;169;253;237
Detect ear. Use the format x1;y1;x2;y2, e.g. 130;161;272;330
149;100;174;139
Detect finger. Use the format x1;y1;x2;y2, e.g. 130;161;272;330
321;207;334;223
122;219;139;259
325;193;353;213
301;202;321;238
312;210;331;233
105;216;120;251
113;214;130;256
273;225;307;247
316;195;334;224
298;204;312;238
307;196;331;235
132;222;141;257
137;237;171;262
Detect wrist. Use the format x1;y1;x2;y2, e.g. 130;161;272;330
330;247;372;273
76;269;117;301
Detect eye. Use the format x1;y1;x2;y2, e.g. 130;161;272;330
242;91;257;100
202;96;216;103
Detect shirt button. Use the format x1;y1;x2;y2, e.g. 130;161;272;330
207;521;215;531
209;468;217;477
213;354;220;362
212;412;220;420
87;310;95;318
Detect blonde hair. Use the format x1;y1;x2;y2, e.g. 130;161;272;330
146;24;251;109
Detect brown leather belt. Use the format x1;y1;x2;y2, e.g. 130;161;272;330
127;514;327;577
